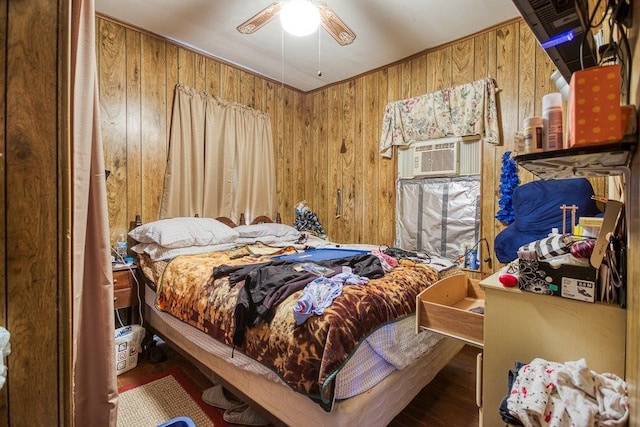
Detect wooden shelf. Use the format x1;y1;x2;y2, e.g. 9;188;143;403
514;139;636;180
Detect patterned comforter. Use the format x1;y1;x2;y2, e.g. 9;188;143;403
153;247;441;408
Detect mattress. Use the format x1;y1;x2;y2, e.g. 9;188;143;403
144;286;446;399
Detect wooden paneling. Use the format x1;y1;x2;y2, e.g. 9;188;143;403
0;0;6;423
452;38;475;86
315;89;329;229
326;85;342;241
380;66;400;244
5;0;60;425
141;34;168;224
126;28;143;231
361;73;380;242
100;20;129;240
341;81;356;243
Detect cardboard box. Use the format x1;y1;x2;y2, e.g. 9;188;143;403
416;273;484;347
567;64;622;147
518;258;597;303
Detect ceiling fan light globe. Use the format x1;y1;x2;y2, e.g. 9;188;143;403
280;0;320;37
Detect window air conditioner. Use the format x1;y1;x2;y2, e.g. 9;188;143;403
412;139;459;177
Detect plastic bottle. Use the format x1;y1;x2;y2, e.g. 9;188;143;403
116;233;128;260
468;248;479;270
542;92;563;151
523;116;544;153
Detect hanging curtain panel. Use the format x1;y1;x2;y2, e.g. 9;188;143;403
160;84;276;222
201;98;237;219
71;0;118;424
160;85;208;218
395;176;480;260
232;107;277;222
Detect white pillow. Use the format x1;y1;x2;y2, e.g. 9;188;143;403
128;217;239;248
234;223;300;240
131;242;238;261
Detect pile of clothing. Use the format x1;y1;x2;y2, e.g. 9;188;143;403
501;358;629;426
293;201;327;239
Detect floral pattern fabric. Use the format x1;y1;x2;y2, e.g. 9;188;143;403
379;78;500;158
153;248;441;409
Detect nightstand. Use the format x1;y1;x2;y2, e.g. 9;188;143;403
113;264;140;324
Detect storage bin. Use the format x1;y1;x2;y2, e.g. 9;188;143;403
416;273;484;347
114;324;145;375
157;416;196;427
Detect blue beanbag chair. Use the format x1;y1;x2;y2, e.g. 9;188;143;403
494;178;601;263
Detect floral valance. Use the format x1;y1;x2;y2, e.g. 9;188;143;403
379;78;500;158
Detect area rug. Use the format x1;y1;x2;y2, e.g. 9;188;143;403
117;368;228;427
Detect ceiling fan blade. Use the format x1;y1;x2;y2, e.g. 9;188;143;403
237;1;283;34
318;2;356;46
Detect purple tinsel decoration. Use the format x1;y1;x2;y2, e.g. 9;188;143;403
495;151;519;225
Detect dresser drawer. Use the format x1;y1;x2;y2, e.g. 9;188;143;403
113;267;138;309
114;287;137;309
416;273;484;347
113;269;134;290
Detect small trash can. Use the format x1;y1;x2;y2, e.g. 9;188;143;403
114;324;145;375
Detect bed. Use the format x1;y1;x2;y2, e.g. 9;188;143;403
131;214;465;427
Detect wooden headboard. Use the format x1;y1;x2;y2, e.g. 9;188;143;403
214;213;282;228
132;213;282;229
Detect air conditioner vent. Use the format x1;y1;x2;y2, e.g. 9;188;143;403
412;140;459;177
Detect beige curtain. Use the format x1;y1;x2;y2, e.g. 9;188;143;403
160;84;276;222
233;107;276;221
71;0;118;425
160;86;209;217
202;96;236;218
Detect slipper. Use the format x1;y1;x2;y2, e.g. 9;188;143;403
202;385;243;410
223;403;270;426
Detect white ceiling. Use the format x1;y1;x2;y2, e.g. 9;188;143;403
95;0;521;92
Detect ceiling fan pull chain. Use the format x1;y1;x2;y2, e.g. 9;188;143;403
317;27;322;77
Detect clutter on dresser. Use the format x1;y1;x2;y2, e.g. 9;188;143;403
514;196;625;305
494;178;601;263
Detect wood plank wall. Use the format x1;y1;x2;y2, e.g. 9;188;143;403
98;15;594;279
2;0;64;425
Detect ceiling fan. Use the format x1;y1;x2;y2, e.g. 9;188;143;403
237;1;356;46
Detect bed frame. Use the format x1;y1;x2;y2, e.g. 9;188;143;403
136;214;464;426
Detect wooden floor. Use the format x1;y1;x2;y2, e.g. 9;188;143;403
118;342;480;427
